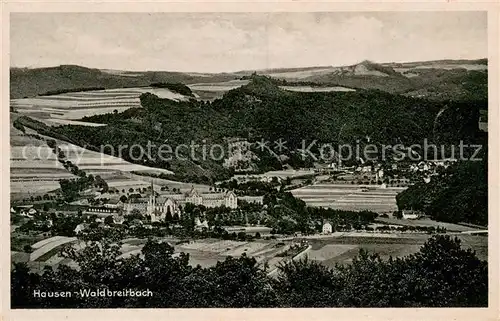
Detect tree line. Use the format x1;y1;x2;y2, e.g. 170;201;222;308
11;234;487;308
396;152;487;226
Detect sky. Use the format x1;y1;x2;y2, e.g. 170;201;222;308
10;12;487;73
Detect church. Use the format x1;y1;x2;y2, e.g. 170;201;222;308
124;184;238;222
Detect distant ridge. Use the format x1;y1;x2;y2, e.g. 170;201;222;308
10;58;487;100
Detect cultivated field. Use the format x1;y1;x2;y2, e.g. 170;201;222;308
10;144;76;197
264;67;337;79
23;233;486;274
35;237;290;270
279;85;355;92
10;120;47;147
188;80;249;92
305;234;487;267
291;183;404;213
58;143;175;176
30;236;78;261
10;87;191;126
232;169;315;182
176;238;289;269
375;217;481;232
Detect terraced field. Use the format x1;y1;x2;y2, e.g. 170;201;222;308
58;142;175;176
291;183;405;213
10;122;176;197
11;87;191;126
10;143;76;196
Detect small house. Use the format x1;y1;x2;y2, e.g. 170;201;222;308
74;223;90;234
402;210;422;220
322;222;333;234
113;214;125;225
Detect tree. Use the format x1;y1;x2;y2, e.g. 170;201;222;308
165;208;173;222
184;203;195;215
126;209;143;221
104;216;114;225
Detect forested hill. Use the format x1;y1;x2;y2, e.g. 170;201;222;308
10;65;238;99
396;150;488;226
43;75;486;180
11;59;487;100
207;75;485;148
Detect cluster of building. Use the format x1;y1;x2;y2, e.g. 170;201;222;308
80;184;264;223
125;185;238;222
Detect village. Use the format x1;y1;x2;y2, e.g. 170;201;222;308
12;154;485;276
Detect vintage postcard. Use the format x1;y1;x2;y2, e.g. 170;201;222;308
1;1;499;321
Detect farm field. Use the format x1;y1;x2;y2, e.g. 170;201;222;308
32;237;289;271
58;143;175;176
279;85;355;92
20;233;486;274
10;87;192;126
91;172;212;199
392;63;487;73
305;234;487;267
10;119;47;146
30;236;78;261
375;217;481;232
291;183;404;213
232;169;315;182
264;67;338;79
187;79;249;92
40;118;107;127
10;143;76;196
176;239;289;269
124;172;212;193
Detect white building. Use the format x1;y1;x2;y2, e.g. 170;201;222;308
322;222;333;234
195;217;209;230
402;210;421;220
124;184;238;222
74;223;89;234
113;214;125;224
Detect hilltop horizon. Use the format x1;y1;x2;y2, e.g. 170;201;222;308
10;57;488;74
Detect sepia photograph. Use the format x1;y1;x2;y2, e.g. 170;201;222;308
5;8;493;313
